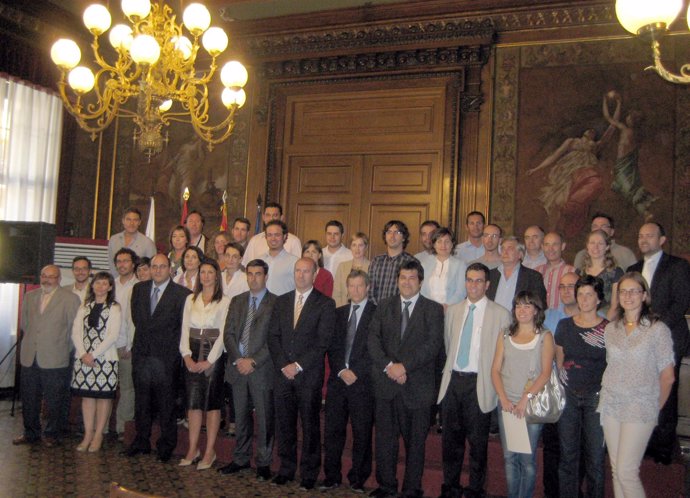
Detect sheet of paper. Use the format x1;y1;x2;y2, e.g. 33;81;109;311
501;411;532;454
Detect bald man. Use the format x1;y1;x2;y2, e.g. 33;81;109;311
13;265;80;447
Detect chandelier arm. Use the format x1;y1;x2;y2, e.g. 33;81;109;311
647;39;690;84
190;110;239;151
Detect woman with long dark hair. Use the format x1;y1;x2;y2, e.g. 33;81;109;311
491;291;555;498
176;246;204;291
598;272;675;497
178;258;230;470
71;271;121;452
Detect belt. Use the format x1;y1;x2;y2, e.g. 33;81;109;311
452;370;477;377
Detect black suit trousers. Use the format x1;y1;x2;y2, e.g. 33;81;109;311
323;378;374;485
441;373;491;495
374;395;430;495
132;356;178;454
274;376;322;480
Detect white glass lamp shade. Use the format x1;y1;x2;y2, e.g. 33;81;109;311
130;35;160;64
687;3;690;31
202;27;228;55
222;88;246;108
68;66;95;94
183;3;211;35
220;61;248;89
159;99;173;112
615;0;682;34
121;0;151;20
172;36;193;60
51;39;81;70
83;4;112;35
109;24;133;51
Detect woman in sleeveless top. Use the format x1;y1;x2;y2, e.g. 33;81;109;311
71;271;121;452
491;291;555;498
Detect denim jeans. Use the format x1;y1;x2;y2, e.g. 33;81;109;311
497;408;542;498
558;389;605;498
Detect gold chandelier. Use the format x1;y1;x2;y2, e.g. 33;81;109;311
50;0;248;158
615;0;690;84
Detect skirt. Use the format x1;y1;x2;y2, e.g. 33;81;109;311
185;338;225;411
71;358;118;399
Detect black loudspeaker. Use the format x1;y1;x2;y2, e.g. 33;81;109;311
0;221;56;284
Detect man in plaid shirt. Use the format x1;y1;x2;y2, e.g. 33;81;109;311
368;220;418;305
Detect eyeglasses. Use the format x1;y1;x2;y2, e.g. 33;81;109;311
558;284;576;290
619;288;644;297
482;233;500;239
385;230;403;236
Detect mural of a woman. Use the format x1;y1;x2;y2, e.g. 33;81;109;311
527;95;620;238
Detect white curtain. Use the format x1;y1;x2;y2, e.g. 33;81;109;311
0;76;63;387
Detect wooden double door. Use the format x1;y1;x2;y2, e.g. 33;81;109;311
273;75;459;256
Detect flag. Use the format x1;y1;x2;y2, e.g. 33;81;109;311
219;190;228;231
145;196;155;241
180;187;189;225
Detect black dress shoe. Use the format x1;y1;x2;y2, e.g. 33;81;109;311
42;437;60;448
122;446;151;457
318;479;340;491
271;475;293;486
157;451;172;463
218;461;251;474
369;488;395;497
12;435;39;446
350;483;365;494
256;466;272;481
299;479;316;490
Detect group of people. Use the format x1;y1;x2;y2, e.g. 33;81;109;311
13;203;689;498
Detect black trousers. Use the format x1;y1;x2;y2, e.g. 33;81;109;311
647;361;681;460
374;395;430;495
274;377;322;481
132;356;178;455
541;422;560;498
441;372;491;496
323;378;374;486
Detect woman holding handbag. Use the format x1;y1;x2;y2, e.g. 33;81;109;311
491;291;555;498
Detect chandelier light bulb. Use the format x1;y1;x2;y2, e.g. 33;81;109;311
121;0;151;20
220;61;248;89
83;4;112;35
68;66;96;94
51;39;82;70
222;87;246;108
130;34;161;64
159;99;173;112
183;3;211;35
109;24;133;51
172;36;193;60
615;0;682;34
202;27;228;55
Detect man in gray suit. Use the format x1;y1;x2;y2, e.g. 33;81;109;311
437;262;511;498
13;265;80;446
219;259;277;481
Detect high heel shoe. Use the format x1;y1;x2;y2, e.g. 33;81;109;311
76;441;90;452
196;453;216;470
88;435;103;453
178;450;201;467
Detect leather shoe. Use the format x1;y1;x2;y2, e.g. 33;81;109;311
157;451;172;463
350;483;365;494
299;479;315;490
369;488;396;497
121;446;151;457
218;461;250;474
12;435;39;446
271;475;293;486
319;479;340;491
256;466;271;481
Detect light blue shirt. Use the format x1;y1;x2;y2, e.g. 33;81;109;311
249;287;268;307
494;264;520;311
455;240;485;263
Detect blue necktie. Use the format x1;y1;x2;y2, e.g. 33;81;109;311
344;304;360;366
150;286;160;315
240;296;256;357
456;304;476;370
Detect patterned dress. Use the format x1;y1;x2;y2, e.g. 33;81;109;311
71;303;119;399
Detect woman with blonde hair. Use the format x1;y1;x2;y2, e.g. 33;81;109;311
332;232;370;307
577;229;623;318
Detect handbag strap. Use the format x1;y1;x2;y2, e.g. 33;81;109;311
528;332;545;380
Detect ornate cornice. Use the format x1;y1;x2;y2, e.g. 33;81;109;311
260;45;489;79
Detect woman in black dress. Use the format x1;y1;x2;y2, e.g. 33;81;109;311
71;271;121;452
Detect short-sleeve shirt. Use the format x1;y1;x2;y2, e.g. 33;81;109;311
554;317;607;393
598;319;675;423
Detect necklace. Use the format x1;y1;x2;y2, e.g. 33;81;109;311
625;317;638;327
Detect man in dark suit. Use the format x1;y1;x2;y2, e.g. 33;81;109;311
124;253;191;462
438;263;511;498
218;259;277;481
268;257;336;490
320;269;377;493
629;222;690;464
367;259;444;498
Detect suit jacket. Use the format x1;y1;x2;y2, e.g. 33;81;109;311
20;287;80;368
486;264;547;308
327;301;377;386
437;298;512;412
224;290;277;387
421;255;468;306
268;288;336;389
629;253;690;357
130;279;191;367
367;294;444;408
